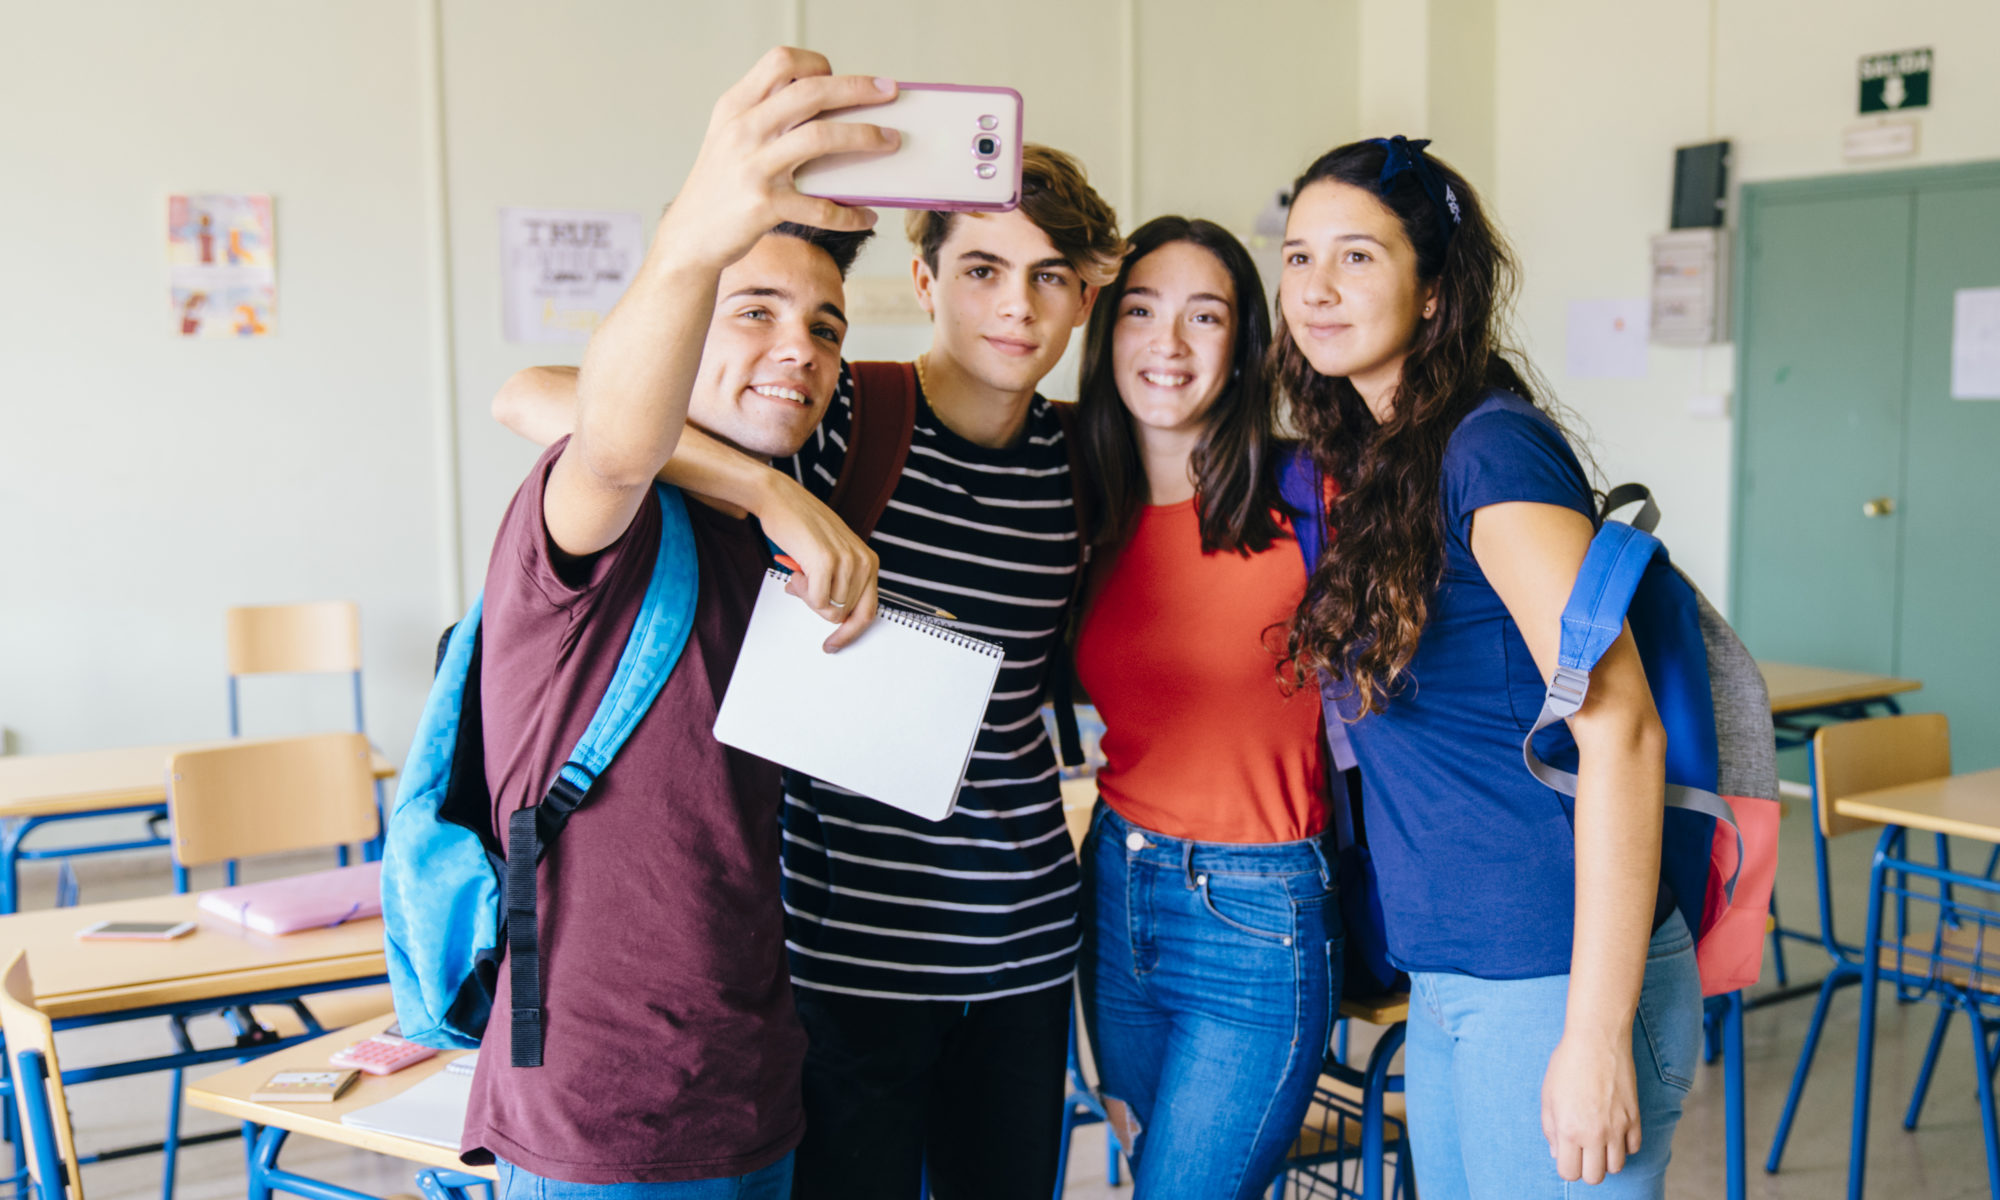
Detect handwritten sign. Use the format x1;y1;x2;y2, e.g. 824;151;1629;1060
500;207;645;344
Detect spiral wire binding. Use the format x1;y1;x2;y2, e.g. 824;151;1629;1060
876;606;1004;658
762;568;1003;658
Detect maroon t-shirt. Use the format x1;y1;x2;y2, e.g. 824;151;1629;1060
460;442;804;1183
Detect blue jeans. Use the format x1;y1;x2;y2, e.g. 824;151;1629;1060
495;1152;793;1199
1404;912;1703;1199
1080;804;1342;1200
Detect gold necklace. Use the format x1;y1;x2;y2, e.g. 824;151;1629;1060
914;352;930;397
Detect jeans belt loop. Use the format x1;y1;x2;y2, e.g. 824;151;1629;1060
1308;837;1334;891
1182;841;1198;889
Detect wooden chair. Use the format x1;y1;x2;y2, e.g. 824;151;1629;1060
1766;712;1952;1173
165;730;391;1024
2;951;85;1199
166;731;380;882
158;733;394;1191
225;601;382;868
224;602;365;736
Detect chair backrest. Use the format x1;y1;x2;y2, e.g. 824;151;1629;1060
225;602;362;676
1;952;84;1200
1814;712;1952;839
166;732;379;867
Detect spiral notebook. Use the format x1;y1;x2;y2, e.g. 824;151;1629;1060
713;569;1005;821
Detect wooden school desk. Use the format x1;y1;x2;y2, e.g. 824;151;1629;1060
1756;662;1924;993
188;1012;495;1199
0;738;398;913
0;891;389;1188
1760;661;1924;721
1834;767;2000;1199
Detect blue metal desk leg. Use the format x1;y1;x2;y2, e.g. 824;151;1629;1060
1970;1009;2000;1198
1847;830;1896;1200
1361;1023;1405;1200
414;1169;492;1200
2;820;26;915
1724;990;1745;1200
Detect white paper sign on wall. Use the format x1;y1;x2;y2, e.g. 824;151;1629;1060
501;207;645;345
1565;299;1650;380
1952;287;2000;401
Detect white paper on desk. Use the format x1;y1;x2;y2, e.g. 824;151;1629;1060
713;570;1004;821
340;1069;471;1150
1951;287;2000;400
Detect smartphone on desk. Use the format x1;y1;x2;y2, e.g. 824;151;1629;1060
793;83;1023;212
77;919;196;941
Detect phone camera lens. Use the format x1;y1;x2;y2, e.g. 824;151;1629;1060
972;134;1001;160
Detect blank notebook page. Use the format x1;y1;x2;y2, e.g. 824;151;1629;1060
713;569;1004;821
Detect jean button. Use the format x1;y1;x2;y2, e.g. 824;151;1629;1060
1125;831;1146;852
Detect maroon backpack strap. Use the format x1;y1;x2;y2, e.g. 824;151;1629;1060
1048;401;1094;572
826;360;918;539
1045;399;1092;766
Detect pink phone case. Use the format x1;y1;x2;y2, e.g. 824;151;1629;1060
794;83;1025;213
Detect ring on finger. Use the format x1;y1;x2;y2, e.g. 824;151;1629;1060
829;598;849;608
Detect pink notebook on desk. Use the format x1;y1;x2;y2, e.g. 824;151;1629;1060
198;863;382;935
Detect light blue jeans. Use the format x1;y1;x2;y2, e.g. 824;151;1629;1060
495;1152;793;1199
1403;912;1702;1199
1081;803;1342;1200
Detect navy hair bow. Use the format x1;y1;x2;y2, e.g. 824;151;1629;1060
1368;135;1461;245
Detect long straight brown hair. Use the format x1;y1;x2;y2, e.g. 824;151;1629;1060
1076;216;1288;555
1278;141;1564;715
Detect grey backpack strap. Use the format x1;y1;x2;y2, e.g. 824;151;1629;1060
1600;483;1661;533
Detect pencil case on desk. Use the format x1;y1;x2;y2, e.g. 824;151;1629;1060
198;862;383;935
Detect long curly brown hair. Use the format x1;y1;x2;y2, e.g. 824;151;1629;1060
1278;140;1563;715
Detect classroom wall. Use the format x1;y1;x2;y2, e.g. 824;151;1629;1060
0;0;444;758
9;0;1998;763
1491;0;2000;604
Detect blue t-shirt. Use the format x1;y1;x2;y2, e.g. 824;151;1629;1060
1337;391;1595;979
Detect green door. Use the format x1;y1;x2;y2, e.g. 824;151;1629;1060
1733;191;1912;673
1736;164;2000;770
1896;180;2000;770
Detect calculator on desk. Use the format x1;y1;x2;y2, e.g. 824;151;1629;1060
329;1024;438;1075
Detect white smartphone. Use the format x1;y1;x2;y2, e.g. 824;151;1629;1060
77;919;197;941
793;83;1024;213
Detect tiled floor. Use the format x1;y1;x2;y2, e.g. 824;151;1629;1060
20;793;2000;1200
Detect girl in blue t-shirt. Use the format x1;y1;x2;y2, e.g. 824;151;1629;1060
1273;137;1703;1198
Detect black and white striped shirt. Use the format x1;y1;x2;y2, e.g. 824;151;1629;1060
776;364;1081;1001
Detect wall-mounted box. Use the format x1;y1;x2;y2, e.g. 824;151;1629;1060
1651;228;1730;346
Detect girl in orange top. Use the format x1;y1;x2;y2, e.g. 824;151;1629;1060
1071;217;1340;1199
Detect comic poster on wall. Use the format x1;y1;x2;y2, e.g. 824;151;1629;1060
168;193;276;338
501;207;645;344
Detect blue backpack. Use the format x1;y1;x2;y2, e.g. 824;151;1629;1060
381;484;702;1066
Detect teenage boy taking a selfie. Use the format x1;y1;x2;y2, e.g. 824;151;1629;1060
496;96;1123;1200
462;48;892;1198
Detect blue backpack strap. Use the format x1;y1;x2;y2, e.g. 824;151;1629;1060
1276;446;1325;574
1523;505;1748;903
1522;521;1665;793
506;484;700;1067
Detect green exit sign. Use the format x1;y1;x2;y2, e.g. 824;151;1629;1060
1860;47;1932;113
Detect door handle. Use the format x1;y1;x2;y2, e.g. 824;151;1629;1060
1863;497;1896;518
